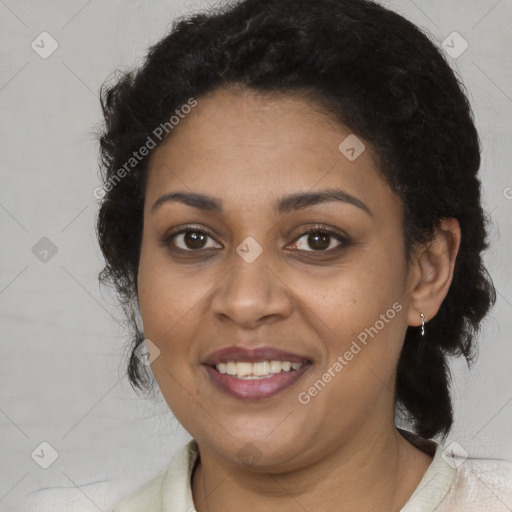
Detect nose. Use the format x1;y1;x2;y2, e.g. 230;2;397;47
210;248;294;329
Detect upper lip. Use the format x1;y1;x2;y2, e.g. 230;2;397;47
202;346;312;365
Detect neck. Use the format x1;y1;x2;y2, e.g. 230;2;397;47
192;426;433;512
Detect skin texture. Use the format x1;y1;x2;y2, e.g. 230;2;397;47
137;87;461;512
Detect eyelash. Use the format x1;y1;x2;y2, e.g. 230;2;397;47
161;223;351;255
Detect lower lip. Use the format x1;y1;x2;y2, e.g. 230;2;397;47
203;364;312;400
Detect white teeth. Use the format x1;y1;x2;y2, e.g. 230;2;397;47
270;360;282;373
252;361;270;376
226;361;237;375
236;362;252;377
213;360;306;378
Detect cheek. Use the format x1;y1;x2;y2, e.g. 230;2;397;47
137;243;209;342
295;247;407;394
338;253;406;361
137;251;207;410
292;246;406;335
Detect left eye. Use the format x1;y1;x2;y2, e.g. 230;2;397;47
290;228;349;252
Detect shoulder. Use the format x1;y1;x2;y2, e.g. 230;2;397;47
397;429;512;511
437;456;512;511
112;471;165;512
112;439;199;512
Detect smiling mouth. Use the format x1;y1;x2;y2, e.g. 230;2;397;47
211;360;309;379
203;359;313;400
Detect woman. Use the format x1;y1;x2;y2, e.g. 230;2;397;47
96;0;511;510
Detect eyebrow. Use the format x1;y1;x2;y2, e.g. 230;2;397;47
151;188;372;217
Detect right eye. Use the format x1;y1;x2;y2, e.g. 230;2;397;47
162;225;222;252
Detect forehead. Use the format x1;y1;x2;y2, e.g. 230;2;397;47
145;87;398;219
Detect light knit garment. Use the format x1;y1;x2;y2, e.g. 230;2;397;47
112;432;512;511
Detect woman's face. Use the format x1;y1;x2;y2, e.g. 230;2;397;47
137;87;418;470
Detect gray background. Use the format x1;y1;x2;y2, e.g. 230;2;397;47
1;0;511;511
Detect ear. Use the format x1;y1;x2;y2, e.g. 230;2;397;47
406;217;461;328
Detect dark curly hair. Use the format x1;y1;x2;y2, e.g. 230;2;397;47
96;0;496;440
